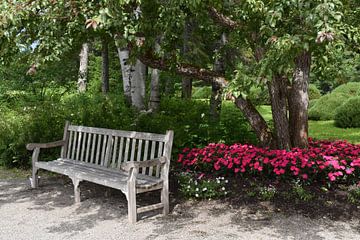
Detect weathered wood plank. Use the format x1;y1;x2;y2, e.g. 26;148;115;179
76;131;82;160
137;203;164;214
85;133;92;163
71;131;77;160
124;138;130;162
68;125;166;141
141;140;149;174
136;140;143;161
101;134;108;166
60;121;70;158
80;132;87;161
95;134;102;165
104;136;113;167
90;134;97;164
156;142;164;177
67;130;73;159
130;138;136;162
117;137;124;168
111;136;118;168
148;141;156;176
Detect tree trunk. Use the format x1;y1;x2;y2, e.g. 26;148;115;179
131;59;146;110
210;33;226;123
182;18;193;99
149;42;161;112
116;46;133;104
182;78;192;99
268;74;291;150
235;96;274;147
78;43;89;92
288;51;311;148
149;67;160;111
101;38;110;94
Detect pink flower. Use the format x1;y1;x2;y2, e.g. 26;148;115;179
301;174;308;180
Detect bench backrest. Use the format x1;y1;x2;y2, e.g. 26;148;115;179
60;121;173;178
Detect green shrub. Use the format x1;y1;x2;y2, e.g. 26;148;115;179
192;86;212;99
308;84;321;100
177;172;229;199
308;99;318;109
248;86;271;105
334;96;360;128
308;93;348;120
332;82;360;97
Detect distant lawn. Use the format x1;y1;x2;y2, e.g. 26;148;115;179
257;105;360;144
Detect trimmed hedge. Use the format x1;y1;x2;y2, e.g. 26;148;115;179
332;82;360;97
335;96;360;128
309;84;321;100
308;93;348;120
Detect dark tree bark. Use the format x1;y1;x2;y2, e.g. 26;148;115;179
268;74;291;150
288;51;311;148
235;96;274;147
101;38;110;94
182;18;193;99
210;33;227;123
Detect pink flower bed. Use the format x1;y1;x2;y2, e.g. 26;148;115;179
178;139;360;184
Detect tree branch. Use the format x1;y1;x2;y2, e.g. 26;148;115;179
139;53;228;88
208;7;242;29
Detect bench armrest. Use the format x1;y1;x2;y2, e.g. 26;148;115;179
121;156;167;172
26;140;66;151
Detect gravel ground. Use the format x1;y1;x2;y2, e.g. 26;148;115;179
1;176;359;240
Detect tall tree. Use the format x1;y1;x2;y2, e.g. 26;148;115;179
149;41;161;112
101;37;110;94
210;33;227;123
78;43;90;92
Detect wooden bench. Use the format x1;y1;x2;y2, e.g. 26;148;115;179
26;121;174;223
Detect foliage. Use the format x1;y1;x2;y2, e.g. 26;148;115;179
308;93;348;120
308;84;322;100
177;172;228;199
291;181;314;201
178;139;360;186
334;96;360;128
332;82;360;96
309;99;319;109
192;87;212;99
347;184;360;204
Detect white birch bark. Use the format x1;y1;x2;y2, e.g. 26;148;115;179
131;59;146;110
116;47;133;104
149;42;161;112
78;43;89;92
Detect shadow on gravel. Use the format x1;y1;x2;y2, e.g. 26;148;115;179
0;175;195;236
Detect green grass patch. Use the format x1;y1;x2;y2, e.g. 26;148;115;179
257;105;360;144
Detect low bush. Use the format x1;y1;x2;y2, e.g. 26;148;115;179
0;95;256;168
177;172;229;199
308;93;348;120
332;82;360;97
192;86;212;99
178;139;360;186
308;99;318;109
334;97;360;128
308;84;322;100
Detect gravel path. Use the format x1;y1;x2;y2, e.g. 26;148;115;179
1;177;359;240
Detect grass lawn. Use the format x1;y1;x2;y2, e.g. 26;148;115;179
257;105;360;144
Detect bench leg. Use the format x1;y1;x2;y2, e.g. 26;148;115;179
71;178;81;203
161;182;169;215
30;167;39;188
127;185;137;223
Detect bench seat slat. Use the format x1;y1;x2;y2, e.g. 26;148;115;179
35;159;163;191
